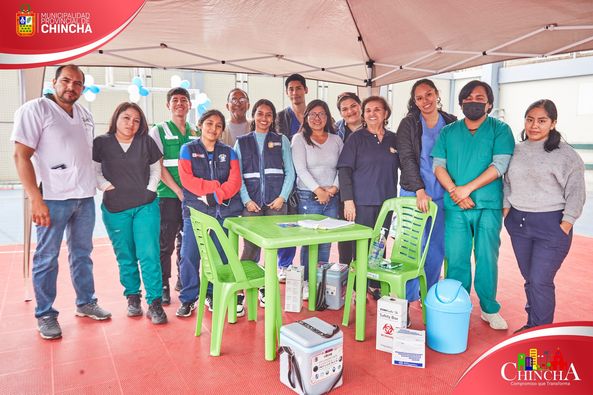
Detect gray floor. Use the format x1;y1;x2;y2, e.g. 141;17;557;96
1;173;592;246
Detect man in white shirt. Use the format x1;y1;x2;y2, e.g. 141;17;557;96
12;64;111;340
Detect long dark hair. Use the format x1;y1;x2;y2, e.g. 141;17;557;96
407;78;441;116
300;99;335;147
250;99;277;132
520;99;561;152
107;102;148;136
198;109;226;131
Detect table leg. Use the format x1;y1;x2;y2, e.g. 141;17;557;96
308;244;318;311
264;248;279;361
355;238;368;341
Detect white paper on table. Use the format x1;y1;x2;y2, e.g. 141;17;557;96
297;218;355;230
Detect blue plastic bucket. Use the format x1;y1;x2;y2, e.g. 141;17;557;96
424;279;472;354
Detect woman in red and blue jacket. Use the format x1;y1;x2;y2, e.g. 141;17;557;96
176;109;243;318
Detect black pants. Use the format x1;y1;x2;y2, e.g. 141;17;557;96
504;208;572;327
159;197;183;284
338;201;354;264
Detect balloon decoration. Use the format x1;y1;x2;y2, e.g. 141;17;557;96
128;76;149;103
82;74;100;102
195;91;212;117
42;81;54;95
170;74;191;90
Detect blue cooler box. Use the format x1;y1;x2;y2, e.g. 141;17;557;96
424;279;472;354
316;263;349;310
279;317;343;395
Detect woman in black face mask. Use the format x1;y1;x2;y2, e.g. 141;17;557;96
431;79;515;331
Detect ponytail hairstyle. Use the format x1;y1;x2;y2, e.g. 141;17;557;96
407;78;441;116
300;99;336;147
520;99;561;152
250;99;277;133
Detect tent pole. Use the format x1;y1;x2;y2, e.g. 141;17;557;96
18;67;45;302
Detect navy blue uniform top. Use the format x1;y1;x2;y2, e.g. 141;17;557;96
337;128;399;206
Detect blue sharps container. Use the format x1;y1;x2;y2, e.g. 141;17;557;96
424;279;472;354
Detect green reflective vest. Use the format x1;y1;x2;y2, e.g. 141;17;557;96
156;120;199;198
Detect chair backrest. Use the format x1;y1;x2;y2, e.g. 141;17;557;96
372;197;438;274
188;208;248;283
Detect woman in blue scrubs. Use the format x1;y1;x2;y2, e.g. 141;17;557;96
395;79;456;301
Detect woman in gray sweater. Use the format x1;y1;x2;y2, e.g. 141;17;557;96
503;99;585;333
292;99;343;295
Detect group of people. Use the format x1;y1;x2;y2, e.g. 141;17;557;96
11;65;585;341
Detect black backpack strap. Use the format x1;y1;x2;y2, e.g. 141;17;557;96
297;320;340;338
316;265;329;311
278;346;308;395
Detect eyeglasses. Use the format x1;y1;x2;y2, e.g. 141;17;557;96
230;97;248;105
307;112;327;120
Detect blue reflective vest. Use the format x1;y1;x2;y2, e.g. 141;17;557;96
237;132;285;206
182;140;242;218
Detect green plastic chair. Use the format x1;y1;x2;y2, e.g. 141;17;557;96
342;197;438;325
189;207;268;356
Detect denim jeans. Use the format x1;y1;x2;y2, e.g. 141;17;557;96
178;214;227;303
33;197;97;318
297;190;339;277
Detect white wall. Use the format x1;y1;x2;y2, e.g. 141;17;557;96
499;75;593;143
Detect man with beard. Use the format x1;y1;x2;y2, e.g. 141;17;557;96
12;64;112;340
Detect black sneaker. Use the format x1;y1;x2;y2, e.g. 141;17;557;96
176;301;196;317
174;277;182;292
37;316;62;340
127;294;143;317
367;286;381;301
162;284;171;306
147;299;168;325
205;295;214;312
514;325;531;334
237;294;245;317
75;301;112;320
258;288;265;308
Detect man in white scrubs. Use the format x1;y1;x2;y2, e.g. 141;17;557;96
12;64;111;340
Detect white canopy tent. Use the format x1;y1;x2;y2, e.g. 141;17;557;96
17;0;593;297
71;0;593;87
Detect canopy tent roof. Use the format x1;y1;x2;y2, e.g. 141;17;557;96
66;0;593;86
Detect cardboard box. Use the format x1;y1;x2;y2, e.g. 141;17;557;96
284;266;304;313
392;328;426;368
376;296;408;353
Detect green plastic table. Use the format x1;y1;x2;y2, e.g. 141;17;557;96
224;214;372;361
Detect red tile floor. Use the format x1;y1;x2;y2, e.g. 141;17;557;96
0;232;591;394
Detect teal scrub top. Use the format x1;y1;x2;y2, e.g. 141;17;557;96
431;116;515;211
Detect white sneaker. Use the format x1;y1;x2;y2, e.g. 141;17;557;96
277;268;287;283
481;311;508;330
302;281;309;301
258;288;265;308
236;293;245;317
